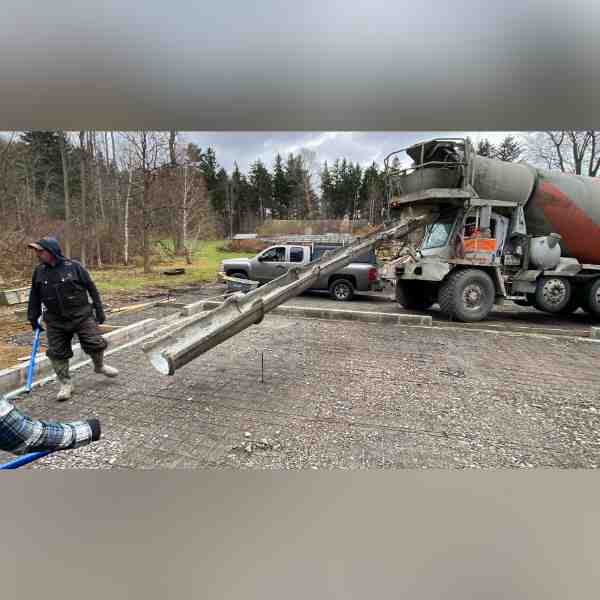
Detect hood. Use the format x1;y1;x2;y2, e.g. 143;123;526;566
29;236;65;262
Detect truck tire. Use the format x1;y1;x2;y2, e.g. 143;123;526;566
438;269;495;322
227;271;248;279
396;282;435;311
582;278;600;319
534;276;572;313
329;278;354;301
558;286;582;314
513;298;532;307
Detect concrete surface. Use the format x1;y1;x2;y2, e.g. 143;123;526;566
2;308;599;470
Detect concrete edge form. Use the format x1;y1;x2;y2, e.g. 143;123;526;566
198;300;433;326
0;318;157;396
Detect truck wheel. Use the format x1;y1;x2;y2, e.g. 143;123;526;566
582;278;600;319
513;299;532;307
228;271;248;279
558;286;582;314
439;269;495;322
329;279;354;301
525;293;545;311
534;277;572;313
396;282;435;310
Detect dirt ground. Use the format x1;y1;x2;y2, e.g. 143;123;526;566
0;305;38;369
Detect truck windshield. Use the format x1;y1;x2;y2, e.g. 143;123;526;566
422;216;455;249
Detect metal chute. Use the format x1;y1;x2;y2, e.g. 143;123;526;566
143;216;429;375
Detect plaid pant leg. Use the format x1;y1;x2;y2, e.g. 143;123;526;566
0;399;94;455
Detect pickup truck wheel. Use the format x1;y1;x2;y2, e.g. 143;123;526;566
395;282;435;310
438;269;495;322
329;279;354;301
227;271;248;279
582;278;600;319
534;277;572;313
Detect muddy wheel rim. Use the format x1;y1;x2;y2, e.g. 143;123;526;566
463;283;483;311
542;279;567;307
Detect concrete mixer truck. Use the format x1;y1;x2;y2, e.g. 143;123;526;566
384;137;600;322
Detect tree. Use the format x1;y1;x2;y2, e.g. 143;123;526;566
476;139;496;158
272;154;289;219
298;148;319;218
476;136;521;162
20;130;73;218
122;131;170;273
57;131;71;256
360;162;385;224
186;142;203;163
495;136;522;162
248;160;273;222
78;131;88;266
320;161;333;217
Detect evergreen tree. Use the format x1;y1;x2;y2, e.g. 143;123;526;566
248;160;273;220
495;135;522;162
320;161;333;217
20;130;74;218
272;153;289;218
476;138;496;158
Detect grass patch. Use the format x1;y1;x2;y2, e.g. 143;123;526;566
91;240;248;293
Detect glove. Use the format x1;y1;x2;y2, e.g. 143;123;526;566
94;308;106;325
30;318;44;331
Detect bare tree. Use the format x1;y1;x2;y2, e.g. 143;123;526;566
58;131;71;256
122;131;169;273
78;131;88;266
526;131;600;176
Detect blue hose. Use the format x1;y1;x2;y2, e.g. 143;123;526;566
0;450;52;470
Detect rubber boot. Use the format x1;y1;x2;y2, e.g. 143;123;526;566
90;351;119;378
51;358;73;401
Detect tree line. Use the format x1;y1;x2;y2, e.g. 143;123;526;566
0;131;598;275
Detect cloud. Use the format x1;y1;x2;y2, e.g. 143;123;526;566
183;131;485;173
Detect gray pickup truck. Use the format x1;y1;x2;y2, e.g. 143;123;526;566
219;243;383;300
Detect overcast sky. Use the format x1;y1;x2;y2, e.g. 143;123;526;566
181;131;521;173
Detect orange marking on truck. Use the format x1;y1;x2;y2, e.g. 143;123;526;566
531;180;600;263
463;238;497;253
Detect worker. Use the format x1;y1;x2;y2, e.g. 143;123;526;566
464;223;480;238
0;397;101;455
27;236;119;401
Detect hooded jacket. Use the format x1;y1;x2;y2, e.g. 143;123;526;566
27;237;105;324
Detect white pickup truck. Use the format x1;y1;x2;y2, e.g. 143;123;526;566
220;243;383;301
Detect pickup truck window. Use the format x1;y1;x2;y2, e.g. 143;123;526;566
289;247;304;262
261;247;286;262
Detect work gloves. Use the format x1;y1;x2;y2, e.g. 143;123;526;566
29;318;44;331
94;307;106;325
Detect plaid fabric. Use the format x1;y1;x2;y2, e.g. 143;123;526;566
0;399;93;455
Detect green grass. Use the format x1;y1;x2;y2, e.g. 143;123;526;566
91;240;245;293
